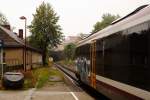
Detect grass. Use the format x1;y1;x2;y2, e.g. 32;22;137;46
0;62;63;90
23;70;36;89
58;60;76;71
32;66;63;88
22;66;51;89
58;59;75;66
46;68;64;86
33;67;50;88
49;68;63;76
24;79;35;89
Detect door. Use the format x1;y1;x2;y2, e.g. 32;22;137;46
90;40;96;88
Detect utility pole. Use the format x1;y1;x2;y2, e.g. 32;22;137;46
20;16;27;71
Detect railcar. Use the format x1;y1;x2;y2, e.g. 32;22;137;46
75;5;150;100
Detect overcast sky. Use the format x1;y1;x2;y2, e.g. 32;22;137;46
0;0;150;36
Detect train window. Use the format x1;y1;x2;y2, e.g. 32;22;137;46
104;33;128;80
75;47;79;56
76;44;90;59
96;25;150;91
127;29;150;91
129;32;148;65
96;39;104;76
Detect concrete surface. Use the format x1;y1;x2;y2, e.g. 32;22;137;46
0;66;94;100
0;90;29;100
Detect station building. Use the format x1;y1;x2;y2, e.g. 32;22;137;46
0;25;42;70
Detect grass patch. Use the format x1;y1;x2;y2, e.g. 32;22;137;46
24;79;35;89
22;67;50;89
49;68;62;76
58;60;75;67
23;71;36;89
23;65;63;89
33;66;64;88
0;63;63;90
33;67;50;88
58;60;76;71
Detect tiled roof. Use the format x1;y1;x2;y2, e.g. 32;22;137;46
0;26;41;53
0;26;24;45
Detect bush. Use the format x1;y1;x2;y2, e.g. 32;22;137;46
64;43;76;60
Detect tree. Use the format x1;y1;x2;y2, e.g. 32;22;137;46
64;43;76;60
91;13;120;34
78;33;89;39
29;2;63;65
0;12;9;25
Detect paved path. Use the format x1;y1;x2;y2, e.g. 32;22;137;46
0;66;94;100
0;90;30;100
32;83;76;100
31;79;94;100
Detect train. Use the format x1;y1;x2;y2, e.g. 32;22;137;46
75;5;150;100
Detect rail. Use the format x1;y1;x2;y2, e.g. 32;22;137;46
54;63;78;82
54;63;109;100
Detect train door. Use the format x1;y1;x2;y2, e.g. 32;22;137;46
90;40;96;88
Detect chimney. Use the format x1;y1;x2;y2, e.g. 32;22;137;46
19;29;23;39
2;25;11;30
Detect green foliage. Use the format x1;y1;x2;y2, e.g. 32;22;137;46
64;43;76;60
29;2;63;65
92;13;120;33
24;79;34;89
32;67;63;88
23;71;36;89
33;67;50;88
23;65;62;89
0;12;9;25
78;33;88;39
49;68;62;76
63;59;74;66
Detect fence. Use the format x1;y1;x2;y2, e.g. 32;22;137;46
0;58;42;78
0;58;24;78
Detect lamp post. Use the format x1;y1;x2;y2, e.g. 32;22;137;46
20;16;27;71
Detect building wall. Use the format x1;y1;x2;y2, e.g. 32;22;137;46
0;26;42;70
26;50;42;69
4;48;42;70
31;51;42;68
4;48;23;67
26;50;32;70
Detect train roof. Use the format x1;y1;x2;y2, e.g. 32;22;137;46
77;4;150;47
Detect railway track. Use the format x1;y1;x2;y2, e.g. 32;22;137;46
54;63;109;100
